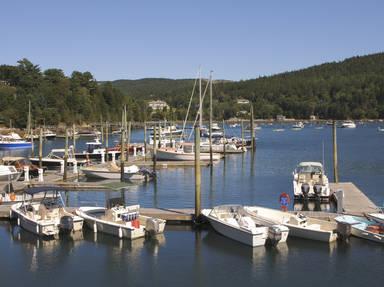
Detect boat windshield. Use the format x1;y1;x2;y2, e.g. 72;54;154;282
297;164;323;174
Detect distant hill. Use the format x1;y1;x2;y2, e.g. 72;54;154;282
110;53;384;120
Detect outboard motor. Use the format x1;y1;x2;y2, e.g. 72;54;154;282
301;183;310;198
267;226;282;246
145;218;165;237
314;184;322;198
59;216;74;233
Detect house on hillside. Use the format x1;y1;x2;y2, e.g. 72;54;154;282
148;100;169;111
276;115;286;121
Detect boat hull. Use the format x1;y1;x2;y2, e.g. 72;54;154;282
0;143;32;149
156;149;221;161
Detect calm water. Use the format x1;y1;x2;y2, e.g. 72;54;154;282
0;123;383;286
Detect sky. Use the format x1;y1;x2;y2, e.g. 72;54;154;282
1;0;383;81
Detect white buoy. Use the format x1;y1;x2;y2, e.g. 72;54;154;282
38;168;44;182
23;166;30;182
73;160;78;174
60;160;65;174
101;151;105;164
133;146;137;157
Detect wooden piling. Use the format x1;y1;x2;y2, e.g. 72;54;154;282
194;125;201;220
333;120;339;183
144;121;147;161
72;123;76;152
250;104;255;152
105;121;109;162
153;126;157;170
241;119;244;151
120;130;125;182
209;72;213;165
39;127;43;168
127;121;131;161
63;129;68;181
222;119;226;157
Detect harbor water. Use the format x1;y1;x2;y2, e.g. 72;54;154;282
0;123;383;286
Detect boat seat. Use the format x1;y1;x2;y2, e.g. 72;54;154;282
39;204;48;220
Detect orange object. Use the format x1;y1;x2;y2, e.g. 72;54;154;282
131;219;140;229
10;193;16;201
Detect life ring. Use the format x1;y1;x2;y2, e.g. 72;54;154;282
10;193;16;201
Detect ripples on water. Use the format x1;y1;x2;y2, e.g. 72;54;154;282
0;123;383;286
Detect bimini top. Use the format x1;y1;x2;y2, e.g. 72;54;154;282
24;185;68;195
298;162;323;167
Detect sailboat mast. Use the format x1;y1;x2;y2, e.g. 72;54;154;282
209;71;213;164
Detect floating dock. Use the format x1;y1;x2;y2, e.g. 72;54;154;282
330;182;381;216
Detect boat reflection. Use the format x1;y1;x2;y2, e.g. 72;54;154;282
293;200;336;212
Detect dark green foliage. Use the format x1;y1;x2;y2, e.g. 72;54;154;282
1;53;383;128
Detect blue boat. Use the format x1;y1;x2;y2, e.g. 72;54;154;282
0;133;32;149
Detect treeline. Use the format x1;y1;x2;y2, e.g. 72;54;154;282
0;59;146;128
1;53;384;128
111;52;384;120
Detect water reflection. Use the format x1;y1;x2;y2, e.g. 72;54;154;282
293;200;336;212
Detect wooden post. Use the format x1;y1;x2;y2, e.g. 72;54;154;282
194;125;201;220
333;120;339;183
30;129;34;157
250;104;255;152
105;121;109;162
170;121;173;148
101;121;104;144
120;130;125;182
39;127;43;168
72;123;76;152
209;72;213;165
241;119;244;151
144;121;147;161
222;119;226;157
127;121;131;162
63;129;68;181
153;126;157;170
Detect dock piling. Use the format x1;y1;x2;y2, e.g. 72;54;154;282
333;120;339;183
153;126;157;170
39;127;43;168
63;128;68;181
194;125;201;221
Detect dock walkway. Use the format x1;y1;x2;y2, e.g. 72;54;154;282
330;182;380;216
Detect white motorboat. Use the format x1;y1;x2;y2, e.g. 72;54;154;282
335;215;383;244
366;212;384;225
29;148;88;168
76;204;166;239
378;127;384;132
244;206;338;242
11;186;84;237
202;205;289;247
340;120;356;128
200;138;245;154
292;122;304;129
0;165;22;182
211;123;221;131
156;144;221;161
43;129;57;139
81;163;155;181
293;162;331;200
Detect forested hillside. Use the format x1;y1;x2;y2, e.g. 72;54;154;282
1;53;384;128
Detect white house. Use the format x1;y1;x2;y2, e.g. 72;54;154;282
148;100;169;111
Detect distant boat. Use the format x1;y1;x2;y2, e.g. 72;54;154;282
29;148;88;168
335;215;383;244
272;128;285;132
81;163;155;181
340;120;356;128
378;127;384;132
0;133;32;149
156;144;221;161
292;122;304;130
43;129;57;139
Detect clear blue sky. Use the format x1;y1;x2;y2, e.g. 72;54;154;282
1;0;383;81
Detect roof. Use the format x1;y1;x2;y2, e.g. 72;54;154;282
24;185;68;195
298;162;323;167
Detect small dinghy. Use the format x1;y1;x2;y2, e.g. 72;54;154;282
81;163;155;181
11;186;84;238
335;215;384;244
366;211;384;225
244;206;338;242
76;204;166;240
202;205;289;247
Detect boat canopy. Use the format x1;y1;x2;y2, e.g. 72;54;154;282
24;185;67;195
297;162;323;174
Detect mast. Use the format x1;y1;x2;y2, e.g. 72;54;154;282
209;71;213;165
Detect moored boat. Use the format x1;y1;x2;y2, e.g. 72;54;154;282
76;204;166;239
244;206;338;242
335;215;383;244
156;144;221;161
10;186;84;238
0;133;32;149
340;120;356;128
202;205;289;247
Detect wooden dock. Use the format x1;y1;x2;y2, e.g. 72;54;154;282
330;182;380;216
